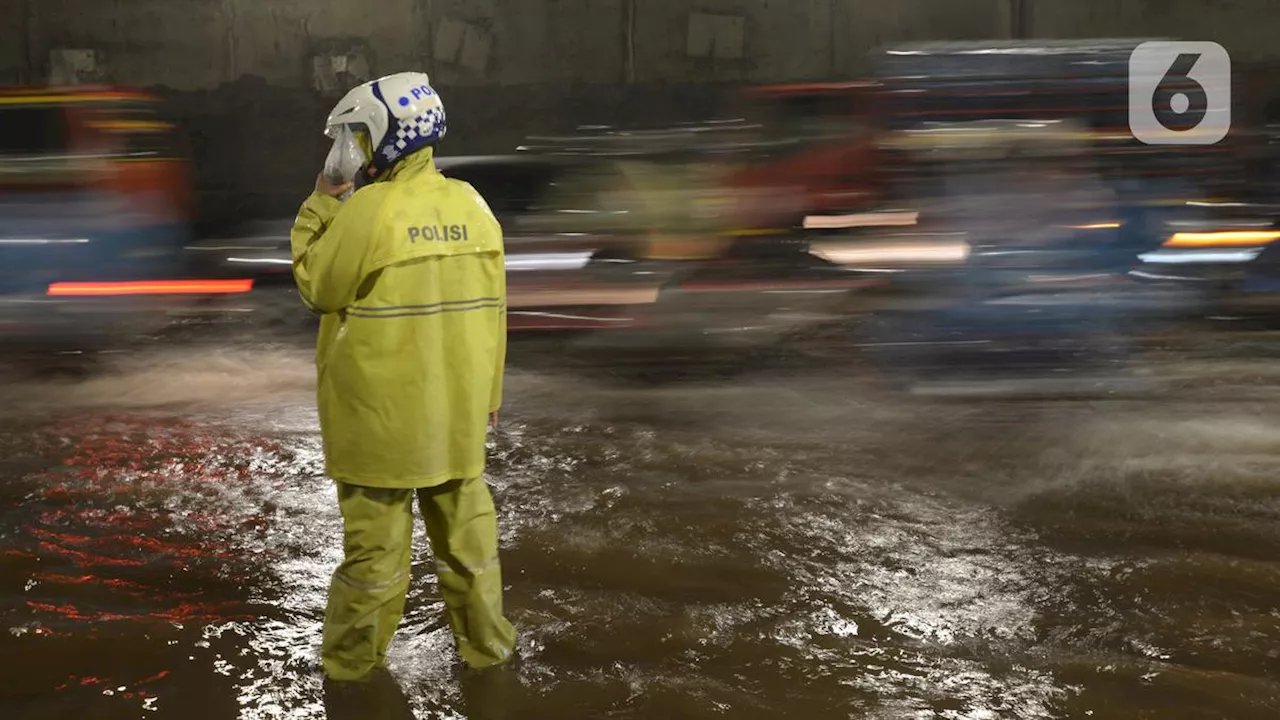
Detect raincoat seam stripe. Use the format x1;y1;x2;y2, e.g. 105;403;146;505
347;302;505;320
334;568;410;592
348;301;504;318
350;297;502;312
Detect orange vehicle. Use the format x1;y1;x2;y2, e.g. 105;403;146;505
0;86;195;222
0;86;250;348
727;82;890;230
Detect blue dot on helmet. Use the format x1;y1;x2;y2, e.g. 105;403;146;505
398;97;410;107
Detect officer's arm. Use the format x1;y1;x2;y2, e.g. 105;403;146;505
290;189;384;314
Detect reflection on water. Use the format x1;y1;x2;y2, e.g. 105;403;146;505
0;346;1278;718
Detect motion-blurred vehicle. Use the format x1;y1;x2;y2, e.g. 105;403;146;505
874;40;1242;235
829;40;1249;394
726;82;889;229
0;85;253;351
864;39;1280;321
1126;106;1280;318
858;119;1185;395
506;128;882;350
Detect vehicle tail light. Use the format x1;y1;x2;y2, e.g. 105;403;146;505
47;279;254;296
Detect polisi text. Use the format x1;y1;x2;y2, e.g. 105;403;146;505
408;224;470;243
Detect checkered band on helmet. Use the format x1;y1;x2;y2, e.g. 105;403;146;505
372;105;448;172
394;106;448;151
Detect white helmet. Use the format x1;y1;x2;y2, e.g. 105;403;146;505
322;72;447;185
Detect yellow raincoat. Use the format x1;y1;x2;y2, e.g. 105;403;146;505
291;149;506;488
291;149;516;678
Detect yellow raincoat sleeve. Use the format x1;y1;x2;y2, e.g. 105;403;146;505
290;188;390;314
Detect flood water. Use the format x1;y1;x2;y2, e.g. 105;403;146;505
1;333;1278;719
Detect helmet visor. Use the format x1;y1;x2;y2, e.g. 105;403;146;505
322;125;372;184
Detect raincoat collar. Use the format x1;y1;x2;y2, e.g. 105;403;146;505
385;148;439;183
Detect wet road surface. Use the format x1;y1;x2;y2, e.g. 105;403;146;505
1;331;1278;719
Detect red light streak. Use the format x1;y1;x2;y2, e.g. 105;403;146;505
47;279;255;296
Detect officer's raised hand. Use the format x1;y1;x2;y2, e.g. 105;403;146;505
316;173;353;199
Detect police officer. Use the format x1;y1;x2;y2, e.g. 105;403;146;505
290;72;516;681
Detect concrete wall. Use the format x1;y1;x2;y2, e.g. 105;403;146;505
1031;0;1278;63
0;0;31;85
22;0;424;91
9;1;1280;91
833;0;1012;75
12;0;1020;90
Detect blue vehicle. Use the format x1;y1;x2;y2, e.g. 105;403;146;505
860;118;1198;396
836;40;1267;395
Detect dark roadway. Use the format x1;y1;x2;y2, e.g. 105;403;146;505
0;325;1278;719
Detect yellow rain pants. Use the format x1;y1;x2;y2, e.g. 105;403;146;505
320;480;516;680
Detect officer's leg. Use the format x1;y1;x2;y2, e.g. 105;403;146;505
322;483;416;681
417;477;517;669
